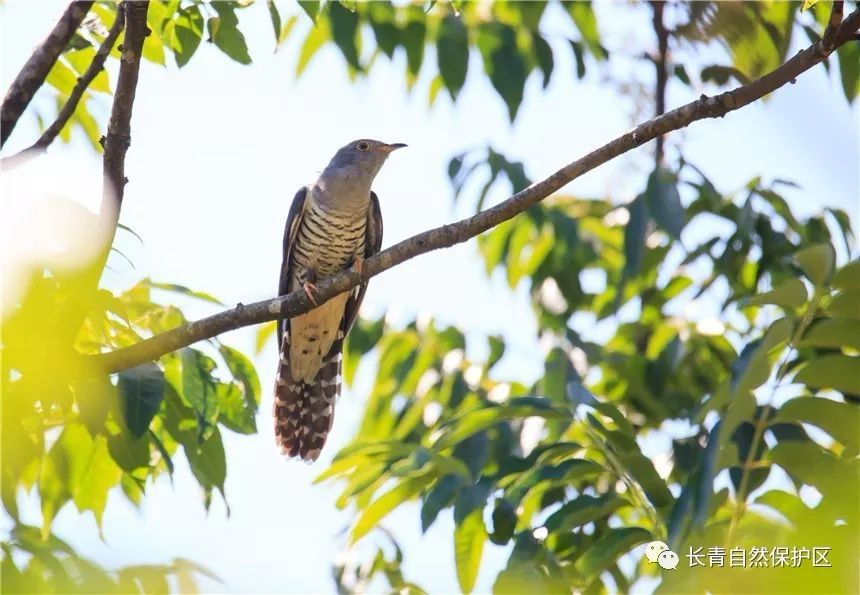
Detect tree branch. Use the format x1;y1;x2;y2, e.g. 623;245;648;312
88;8;860;376
0;0;94;147
650;1;669;166
58;2;149;351
0;4;125;171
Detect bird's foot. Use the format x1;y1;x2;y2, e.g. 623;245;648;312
351;256;364;275
302;282;319;305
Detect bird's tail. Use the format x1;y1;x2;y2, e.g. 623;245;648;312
273;332;342;462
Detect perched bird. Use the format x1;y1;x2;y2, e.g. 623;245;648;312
273;139;406;462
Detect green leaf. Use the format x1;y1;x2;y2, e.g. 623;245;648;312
618;452;674;510
544;493;625;532
569;40;586;78
827;291;860;319
477;24;526;121
65;49;110;93
169;6;204;67
645;168;684;240
118;363;165;438
296;18;329;77
836;39;860;102
208;5;251;65
255;321;277;354
454;504;486;594
368;1;398;58
214;382;256;434
832;260;860;292
489;498;517;545
143;280;224;305
218;345;261;407
329;0;361;71
623;194;648;276
72;435;122;527
701;65;751;85
564;0;605;60
795;244;835;286
795;355;860;395
297;0;320;22
772;397;859;454
351;476;427;544
800;319;860;351
437;15;469;99
433;397;572;450
486;335;505;371
344;316;385;385
184;427;227;497
744;278;807;308
801;0;821;11
402;9;426;83
266;0;281;44
769;441;850;497
532;33;553;88
420;475;461;533
573;527;651;577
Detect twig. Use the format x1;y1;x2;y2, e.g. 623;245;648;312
823;0;845;50
0;4;125;171
0;1;94;147
87;8;860;376
651;0;669;166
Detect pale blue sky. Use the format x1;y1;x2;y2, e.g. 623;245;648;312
1;1;857;593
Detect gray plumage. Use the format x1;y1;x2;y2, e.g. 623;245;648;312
273;139;405;462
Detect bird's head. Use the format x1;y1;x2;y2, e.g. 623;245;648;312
325;139;407;180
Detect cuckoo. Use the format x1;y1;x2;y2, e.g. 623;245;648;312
274;139;405;462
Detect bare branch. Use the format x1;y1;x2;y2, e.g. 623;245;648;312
0;1;94;147
651;0;669;165
0;4;125;171
57;2;149;350
89;8;860;376
102;1;148;215
823;0;845;50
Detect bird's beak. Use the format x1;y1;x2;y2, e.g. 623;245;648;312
381;142;408;153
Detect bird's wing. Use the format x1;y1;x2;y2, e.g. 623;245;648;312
277;186;308;346
342;191;383;335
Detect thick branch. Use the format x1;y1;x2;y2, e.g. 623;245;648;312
89;9;860;375
0;1;94;147
0;4;125;171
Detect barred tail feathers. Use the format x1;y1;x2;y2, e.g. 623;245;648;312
273;332;343;462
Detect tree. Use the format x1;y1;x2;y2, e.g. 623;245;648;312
1;1;858;593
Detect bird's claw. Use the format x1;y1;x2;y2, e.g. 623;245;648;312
351;256;364;275
303;282;319;306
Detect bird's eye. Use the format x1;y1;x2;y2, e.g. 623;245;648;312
356;141;370;151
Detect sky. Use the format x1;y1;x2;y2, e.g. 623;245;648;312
1;1;858;593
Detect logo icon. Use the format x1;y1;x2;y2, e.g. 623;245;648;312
658;550;680;570
644;540;679;570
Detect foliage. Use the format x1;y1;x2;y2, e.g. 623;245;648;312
3;1;858;593
3;250;260;589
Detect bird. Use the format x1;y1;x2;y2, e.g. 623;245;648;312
273;139;406;462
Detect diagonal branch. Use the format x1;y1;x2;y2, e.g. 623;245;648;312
0;0;94;147
0;4;125;171
89;8;860;376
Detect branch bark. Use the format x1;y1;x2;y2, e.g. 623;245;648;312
58;2;149;350
89;8;860;376
651;0;669;165
1;4;125;171
0;0;94;147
